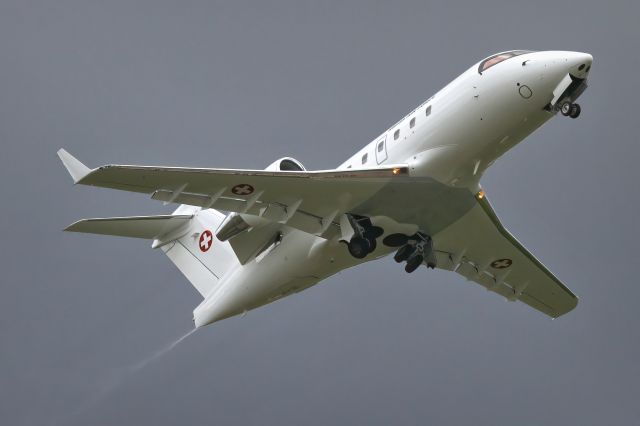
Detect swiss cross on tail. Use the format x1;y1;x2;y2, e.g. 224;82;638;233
199;230;213;252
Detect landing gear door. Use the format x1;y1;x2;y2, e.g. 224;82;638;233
550;74;573;107
375;136;388;164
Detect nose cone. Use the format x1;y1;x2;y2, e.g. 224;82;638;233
565;51;593;78
541;50;593;79
525;51;593;97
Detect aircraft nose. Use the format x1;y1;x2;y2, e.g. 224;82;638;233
542;51;593;79
565;51;593;78
529;51;593;94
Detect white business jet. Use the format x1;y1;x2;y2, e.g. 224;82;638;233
59;50;592;327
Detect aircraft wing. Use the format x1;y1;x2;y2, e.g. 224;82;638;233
58;149;409;240
431;195;578;318
59;149;577;317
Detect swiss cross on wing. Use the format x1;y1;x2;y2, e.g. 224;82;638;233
490;258;512;269
199;230;213;252
231;184;254;196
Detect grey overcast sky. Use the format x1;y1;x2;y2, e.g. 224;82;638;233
1;1;639;425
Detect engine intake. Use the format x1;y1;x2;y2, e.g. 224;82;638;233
265;157;306;172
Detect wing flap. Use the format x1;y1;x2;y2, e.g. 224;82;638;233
227;222;283;264
151;189;341;238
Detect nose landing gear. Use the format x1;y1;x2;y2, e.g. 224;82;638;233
560;101;581;119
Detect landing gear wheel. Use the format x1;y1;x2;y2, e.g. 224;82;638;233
394;244;413;263
364;226;384;240
569;103;581;119
383;233;410;247
560;101;572;116
405;254;424;273
347;236;371;259
366;237;377;253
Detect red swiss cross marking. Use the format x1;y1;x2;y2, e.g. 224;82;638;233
199;230;213;252
231;184;254;196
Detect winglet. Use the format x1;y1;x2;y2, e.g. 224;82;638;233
57;149;91;183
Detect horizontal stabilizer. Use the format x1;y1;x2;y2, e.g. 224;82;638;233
57;149;92;183
65;215;193;239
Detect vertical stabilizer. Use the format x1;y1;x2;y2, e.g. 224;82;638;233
161;208;239;298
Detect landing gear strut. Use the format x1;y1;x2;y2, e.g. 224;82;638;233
345;214;383;259
560;101;581;119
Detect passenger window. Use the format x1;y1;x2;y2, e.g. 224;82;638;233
409;117;416;128
377;141;384;152
394;129;400;140
425;105;431;116
361;153;368;164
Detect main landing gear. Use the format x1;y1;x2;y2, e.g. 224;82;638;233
384;232;437;273
345;214;383;259
560;101;581;119
343;215;438;273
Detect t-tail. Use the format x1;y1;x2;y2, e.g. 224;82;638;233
59;149;240;324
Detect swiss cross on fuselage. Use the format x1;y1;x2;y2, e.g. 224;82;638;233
199;230;213;252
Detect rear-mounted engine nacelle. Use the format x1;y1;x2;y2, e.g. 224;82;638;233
264;157;306;172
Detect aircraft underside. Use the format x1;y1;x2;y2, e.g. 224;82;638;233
59;49;592;327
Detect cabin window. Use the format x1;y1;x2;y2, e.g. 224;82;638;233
361;153;368;164
347;165;352;169
409;117;416;128
394;129;400;140
377;141;384;152
425;105;432;116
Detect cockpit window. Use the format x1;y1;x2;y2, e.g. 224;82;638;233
478;50;533;74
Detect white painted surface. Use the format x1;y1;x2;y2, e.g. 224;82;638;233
60;50;593;326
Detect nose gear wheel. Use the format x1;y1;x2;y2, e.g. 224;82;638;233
560;101;581;119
